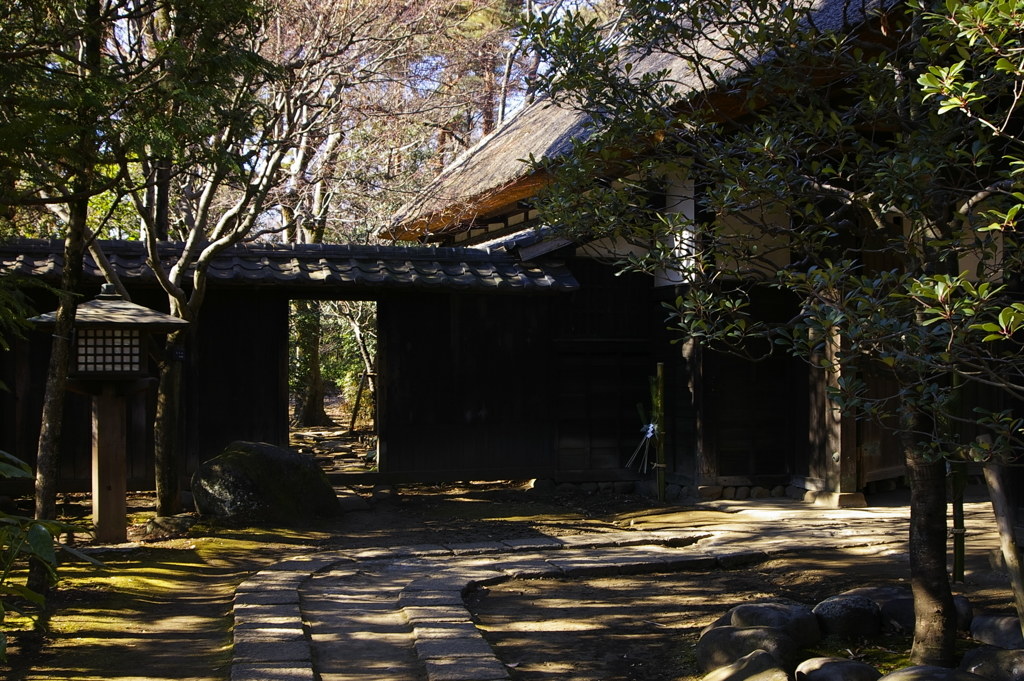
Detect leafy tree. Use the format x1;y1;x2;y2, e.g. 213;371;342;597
521;0;1024;665
1;0;271;563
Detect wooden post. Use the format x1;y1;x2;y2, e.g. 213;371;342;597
92;382;127;543
656;362;666;503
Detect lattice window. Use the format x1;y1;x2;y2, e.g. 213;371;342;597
76;329;141;373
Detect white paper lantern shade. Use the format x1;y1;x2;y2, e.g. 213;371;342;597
76;329;142;374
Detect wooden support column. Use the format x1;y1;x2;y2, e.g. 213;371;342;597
92;382;127;543
690;341;716;485
821;331;865;507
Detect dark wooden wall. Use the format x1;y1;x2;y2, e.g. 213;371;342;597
377;290;558;480
183;289;290;474
687;289;811;488
376;258;685;483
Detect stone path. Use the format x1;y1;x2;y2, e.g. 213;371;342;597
228;498;999;681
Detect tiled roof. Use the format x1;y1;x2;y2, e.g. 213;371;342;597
0;239;579;293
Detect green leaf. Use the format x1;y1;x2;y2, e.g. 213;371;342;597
26;523;56;566
995;57;1015;72
0;582;45;605
58;542;104;566
0;462;31;479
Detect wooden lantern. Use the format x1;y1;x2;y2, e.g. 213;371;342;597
32;284;189;543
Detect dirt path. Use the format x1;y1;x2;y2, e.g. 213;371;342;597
2;483;1015;681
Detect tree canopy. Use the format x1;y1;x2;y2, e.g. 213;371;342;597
520;0;1024;665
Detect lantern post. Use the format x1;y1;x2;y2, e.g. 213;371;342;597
32;284;189;543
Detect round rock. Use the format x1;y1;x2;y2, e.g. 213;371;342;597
696;626;798;672
842;586;912;610
959;645;1024;681
880;665;988;681
881;596;973;634
731;602;822;647
813;594;882;638
796;657;882;681
703;650;789;681
972;615;1024;650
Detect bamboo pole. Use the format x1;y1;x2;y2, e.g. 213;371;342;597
656;362;666;503
951;460;966;583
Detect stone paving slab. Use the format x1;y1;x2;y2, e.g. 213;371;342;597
445;542;508;555
234;640;311;663
500;537;562;551
231;662;315;681
266;557;342;572
413;623;482;639
393;545;452;557
402;605;475;625
235;590;302;606
398;590;467;607
423;658;510;681
494;558;562;579
414;636;494;659
233;626;306;643
234;602;303;625
236;570;310;591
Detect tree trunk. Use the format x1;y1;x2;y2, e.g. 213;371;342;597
345;306;376;397
29;198;87;593
154;329;186;516
293;300;333;427
904;423;957;667
983;463;1024;637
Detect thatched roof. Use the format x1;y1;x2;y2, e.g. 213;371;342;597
387;0;880;241
387;98;590;240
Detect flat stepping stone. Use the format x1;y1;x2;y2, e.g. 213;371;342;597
444;541;508;555
423;657;510;681
230;662;315;681
500;537;563;551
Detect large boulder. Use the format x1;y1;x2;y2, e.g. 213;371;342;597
697;626;798;672
796;657;882;681
959;646;1024;681
191;441;342;524
813;595;882;638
